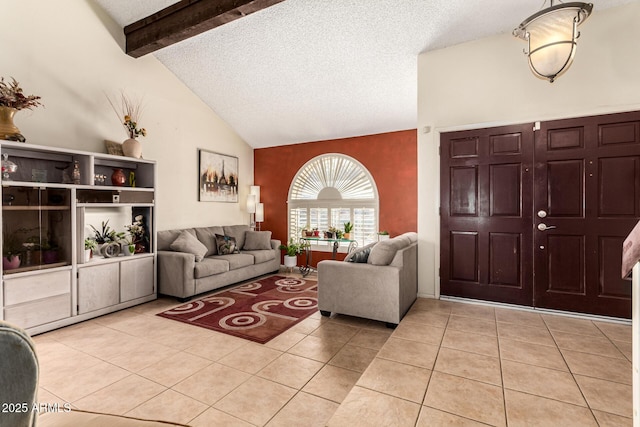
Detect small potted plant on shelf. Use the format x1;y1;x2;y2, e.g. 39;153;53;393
84;238;97;262
126;214;147;253
312;227;320;237
41;238;59;264
2;230;21;270
343;221;353;240
121;235;136;257
90;220;125;256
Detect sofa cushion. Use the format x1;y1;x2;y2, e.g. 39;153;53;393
194;257;230;279
195;226;224;257
214;253;254;270
216;234;239;255
345;242;376;263
242;249;276;264
243;231;272;250
158;228;195;251
223;225;250;249
170;230;208;262
368;239;403;266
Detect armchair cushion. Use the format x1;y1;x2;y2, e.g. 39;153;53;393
368;239;403;265
170;230;208;262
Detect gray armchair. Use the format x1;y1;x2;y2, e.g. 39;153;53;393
317;232;418;327
0;321;38;427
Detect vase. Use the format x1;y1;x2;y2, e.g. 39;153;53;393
84;249;92;262
43;249;59;264
3;254;21;270
111;168;126;186
122;138;142;159
0;106;25;142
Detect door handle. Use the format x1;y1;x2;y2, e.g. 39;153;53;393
537;223;557;231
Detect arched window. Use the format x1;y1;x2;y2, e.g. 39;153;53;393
288;154;379;250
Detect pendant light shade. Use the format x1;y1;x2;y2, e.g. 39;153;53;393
513;1;592;82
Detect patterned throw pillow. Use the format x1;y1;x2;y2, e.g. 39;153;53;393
345;242;376;263
215;234;239;255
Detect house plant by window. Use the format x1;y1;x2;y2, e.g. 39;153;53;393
0;77;43;142
279;239;306;269
377;230;390;241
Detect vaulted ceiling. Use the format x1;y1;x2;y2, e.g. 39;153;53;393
94;0;631;149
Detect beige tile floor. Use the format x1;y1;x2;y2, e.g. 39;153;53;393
33;273;632;426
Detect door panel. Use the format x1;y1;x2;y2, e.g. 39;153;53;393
441;124;534;305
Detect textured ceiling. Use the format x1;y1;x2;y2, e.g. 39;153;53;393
95;0;631;148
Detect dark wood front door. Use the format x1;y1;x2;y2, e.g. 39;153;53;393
441;111;640;318
440;123;534;306
533;112;640;318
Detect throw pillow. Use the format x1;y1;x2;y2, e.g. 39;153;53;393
344;242;376;263
170;230;208;262
243;230;272;250
216;234;239;255
367;239;402;266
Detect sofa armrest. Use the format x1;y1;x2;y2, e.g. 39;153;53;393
157;250;196;298
270;239;281;250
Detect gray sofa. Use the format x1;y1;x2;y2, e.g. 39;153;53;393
157;225;280;300
317;232;418;326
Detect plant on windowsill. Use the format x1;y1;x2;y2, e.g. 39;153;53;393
343;221;353;240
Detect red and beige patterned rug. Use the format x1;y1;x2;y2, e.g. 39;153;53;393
157;275;318;344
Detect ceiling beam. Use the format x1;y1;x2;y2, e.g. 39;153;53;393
124;0;285;58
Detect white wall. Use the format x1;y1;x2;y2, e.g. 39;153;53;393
1;0;253;231
417;2;640;298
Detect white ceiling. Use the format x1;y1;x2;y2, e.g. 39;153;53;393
94;0;631;149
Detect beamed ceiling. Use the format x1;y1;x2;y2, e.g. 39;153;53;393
94;0;632;149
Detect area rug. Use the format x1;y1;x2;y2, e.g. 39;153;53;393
157;275;318;344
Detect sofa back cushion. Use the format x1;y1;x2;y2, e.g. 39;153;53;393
157;228;195;251
195;226;225;257
170;230;208;262
223;225;250;249
243;230;272;250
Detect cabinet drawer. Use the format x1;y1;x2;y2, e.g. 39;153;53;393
4;293;71;329
3;270;71;306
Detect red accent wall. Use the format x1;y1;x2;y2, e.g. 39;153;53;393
254;129;417;266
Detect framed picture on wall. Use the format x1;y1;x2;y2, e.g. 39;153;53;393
198;149;239;202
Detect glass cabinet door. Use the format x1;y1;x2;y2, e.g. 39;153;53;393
2;186;72;274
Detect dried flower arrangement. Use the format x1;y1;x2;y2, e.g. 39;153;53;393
0;77;43;110
107;92;147;139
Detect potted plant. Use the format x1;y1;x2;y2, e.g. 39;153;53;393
89;220;124;255
41;238;59;264
312;227;320;237
84;238;97;262
278;239;306;269
377;230;390;241
2;230;21;270
126;214;147;253
121;235;136;257
343;221;353;240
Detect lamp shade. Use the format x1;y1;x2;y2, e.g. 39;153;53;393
247;194;256;214
256;203;264;222
250;185;260;203
513;2;592;82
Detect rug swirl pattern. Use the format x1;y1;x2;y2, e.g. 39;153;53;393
157;275;318;343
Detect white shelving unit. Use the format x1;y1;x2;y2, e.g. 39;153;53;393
0;140;157;335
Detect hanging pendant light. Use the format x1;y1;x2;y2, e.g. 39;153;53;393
513;1;592;82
